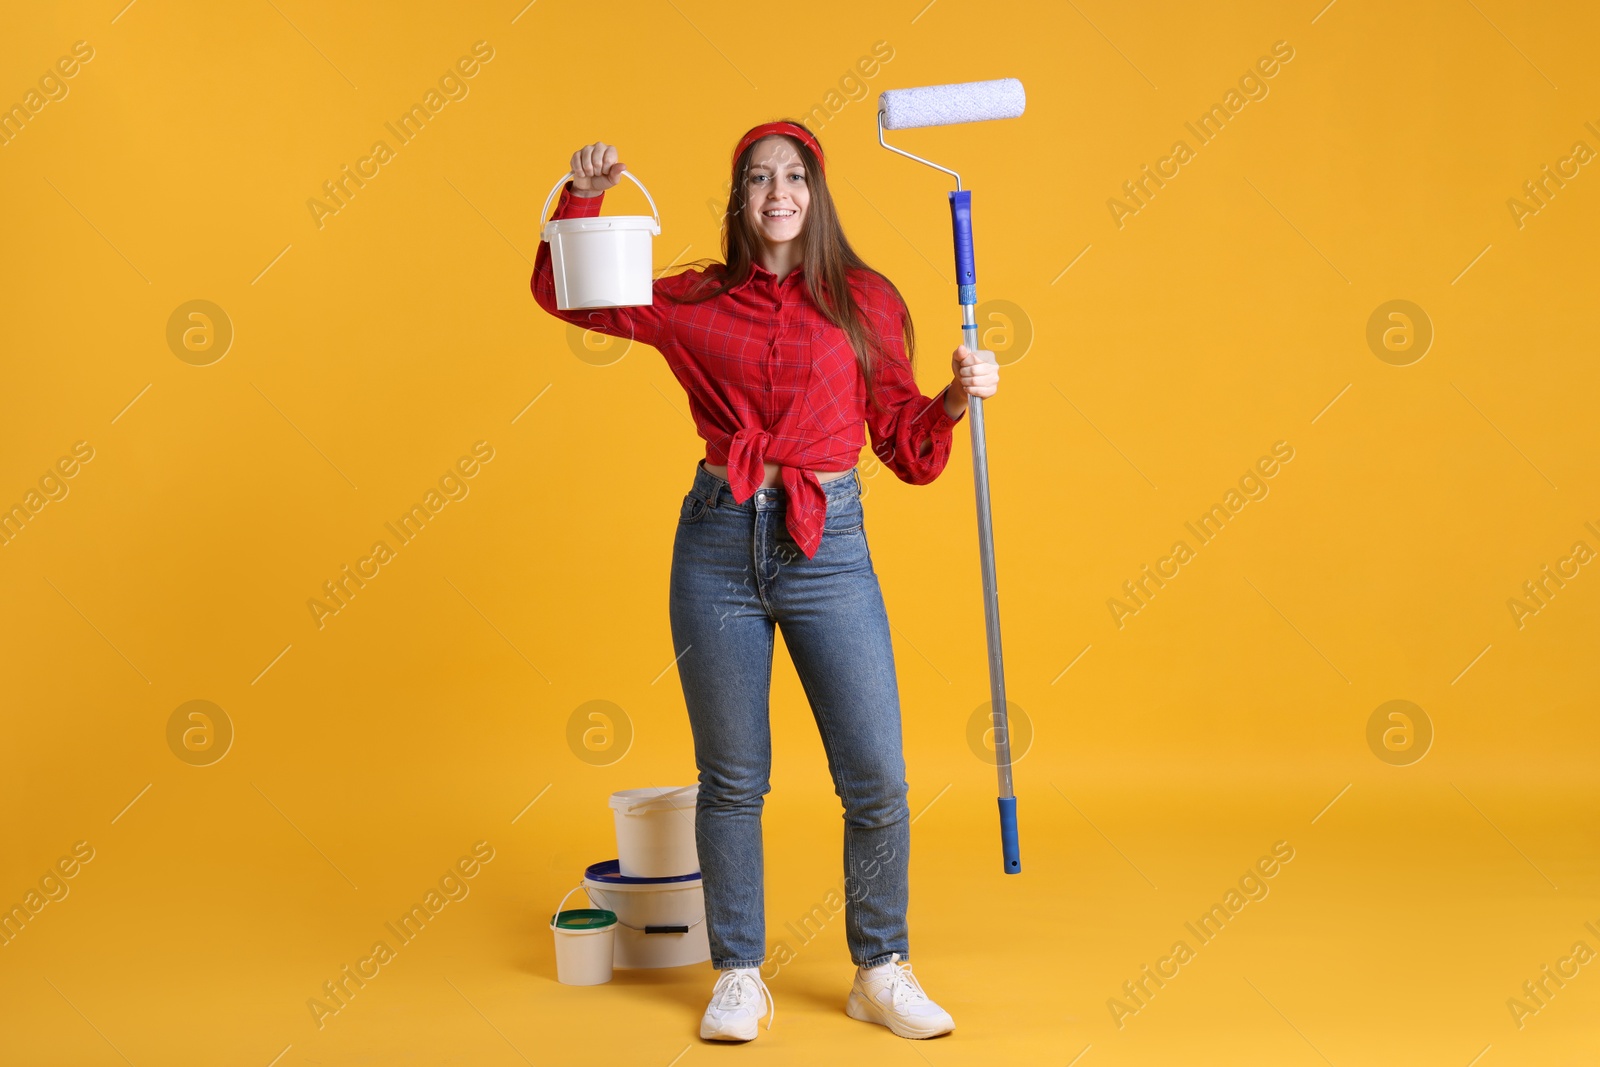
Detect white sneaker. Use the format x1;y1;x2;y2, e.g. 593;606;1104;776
845;953;955;1039
699;966;775;1041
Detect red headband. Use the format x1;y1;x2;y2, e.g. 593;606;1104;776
733;121;825;176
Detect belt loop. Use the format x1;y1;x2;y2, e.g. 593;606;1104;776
696;459;716;507
853;467;863;496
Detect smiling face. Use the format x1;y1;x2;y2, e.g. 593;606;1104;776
741;136;810;250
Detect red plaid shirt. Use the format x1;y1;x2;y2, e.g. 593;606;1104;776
531;180;964;559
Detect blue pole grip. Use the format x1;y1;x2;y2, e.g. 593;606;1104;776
998;795;1020;874
949;190;976;303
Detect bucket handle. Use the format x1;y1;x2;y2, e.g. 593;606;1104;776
617;783;697;815
539;169;661;234
551;883;601;925
585;885;706;934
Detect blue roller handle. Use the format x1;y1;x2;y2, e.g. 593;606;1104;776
998;797;1020;873
950;190;976;299
950;188;1020;875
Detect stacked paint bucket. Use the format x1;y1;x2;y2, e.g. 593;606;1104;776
550;784;709;985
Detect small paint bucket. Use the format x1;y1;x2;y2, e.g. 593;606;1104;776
549;885;617;986
538;169;661;309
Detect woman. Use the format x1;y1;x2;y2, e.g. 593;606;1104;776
530;119;998;1043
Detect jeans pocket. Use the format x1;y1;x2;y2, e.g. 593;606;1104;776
823;493;863;535
679;492;709;525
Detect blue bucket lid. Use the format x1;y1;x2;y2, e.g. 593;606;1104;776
584;858;701;885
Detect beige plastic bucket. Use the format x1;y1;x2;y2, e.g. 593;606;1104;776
549;885;617;986
609;785;699;878
582;859;710;969
538;169;661;310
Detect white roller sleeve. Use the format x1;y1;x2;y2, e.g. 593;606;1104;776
879;78;1026;130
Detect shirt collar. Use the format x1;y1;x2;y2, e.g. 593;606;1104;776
738;259;805;292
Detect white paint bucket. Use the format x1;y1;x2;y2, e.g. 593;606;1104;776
538;169;662;310
583;859;710;969
609;785;699;878
549;885;617;986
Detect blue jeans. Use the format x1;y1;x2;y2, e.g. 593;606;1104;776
670;460;911;971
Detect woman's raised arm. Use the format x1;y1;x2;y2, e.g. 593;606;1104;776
530;142;677;348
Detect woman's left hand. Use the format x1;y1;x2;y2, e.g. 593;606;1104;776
945;344;999;415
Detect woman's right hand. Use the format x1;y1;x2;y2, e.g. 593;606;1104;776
570;142;625;198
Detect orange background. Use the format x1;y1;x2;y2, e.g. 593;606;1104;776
1;1;1596;1063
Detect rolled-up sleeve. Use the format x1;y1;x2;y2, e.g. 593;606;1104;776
863;288;965;483
531;181;676;349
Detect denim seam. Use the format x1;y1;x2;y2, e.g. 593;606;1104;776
796;659;871;959
763;623;775;740
753;508;780;619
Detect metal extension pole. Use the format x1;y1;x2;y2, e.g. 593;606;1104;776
952;196;1020;876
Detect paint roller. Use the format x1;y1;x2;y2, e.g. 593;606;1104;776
877;78;1026;875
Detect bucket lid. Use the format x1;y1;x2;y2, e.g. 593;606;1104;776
584;859;701;886
551;907;617;930
610;784;698;814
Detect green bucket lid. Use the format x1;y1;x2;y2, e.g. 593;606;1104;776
552;907;616;930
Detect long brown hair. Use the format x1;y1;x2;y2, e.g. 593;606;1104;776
662;118;916;418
